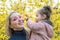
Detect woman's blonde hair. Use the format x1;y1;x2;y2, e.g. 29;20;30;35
5;11;29;40
5;11;18;36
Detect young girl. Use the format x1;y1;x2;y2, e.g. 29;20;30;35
6;11;28;40
26;5;54;40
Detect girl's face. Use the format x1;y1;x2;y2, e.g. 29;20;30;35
36;11;47;22
10;13;24;29
36;11;43;22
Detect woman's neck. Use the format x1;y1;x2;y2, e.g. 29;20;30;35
13;28;24;30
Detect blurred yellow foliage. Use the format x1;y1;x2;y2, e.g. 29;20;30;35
0;0;60;40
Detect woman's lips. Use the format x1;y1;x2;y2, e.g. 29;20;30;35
18;23;23;25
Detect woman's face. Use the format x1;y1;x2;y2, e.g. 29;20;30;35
36;11;43;22
10;13;24;29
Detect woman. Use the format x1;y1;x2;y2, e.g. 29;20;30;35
5;11;28;40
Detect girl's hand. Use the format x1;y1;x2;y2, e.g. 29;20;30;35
25;14;29;21
26;17;29;21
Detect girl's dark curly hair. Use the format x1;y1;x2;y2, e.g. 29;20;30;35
38;5;52;20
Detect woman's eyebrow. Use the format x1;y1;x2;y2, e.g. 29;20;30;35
18;15;22;18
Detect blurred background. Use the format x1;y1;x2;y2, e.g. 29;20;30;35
0;0;60;40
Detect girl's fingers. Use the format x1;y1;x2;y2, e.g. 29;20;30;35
25;14;29;17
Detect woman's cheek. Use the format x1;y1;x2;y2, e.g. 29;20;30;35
12;20;18;25
10;22;16;28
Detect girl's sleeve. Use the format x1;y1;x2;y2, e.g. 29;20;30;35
45;23;54;38
26;20;43;30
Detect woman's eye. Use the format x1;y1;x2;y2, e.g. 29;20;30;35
13;18;17;21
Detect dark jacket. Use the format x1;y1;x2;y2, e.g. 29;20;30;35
9;29;28;40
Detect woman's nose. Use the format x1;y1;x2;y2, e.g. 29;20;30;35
18;18;21;22
18;18;24;23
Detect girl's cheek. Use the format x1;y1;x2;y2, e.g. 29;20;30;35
36;18;38;21
36;17;41;22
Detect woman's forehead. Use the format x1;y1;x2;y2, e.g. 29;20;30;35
10;13;21;18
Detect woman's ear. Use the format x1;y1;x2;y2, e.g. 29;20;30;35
42;14;46;19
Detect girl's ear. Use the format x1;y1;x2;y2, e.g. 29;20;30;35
42;14;46;20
